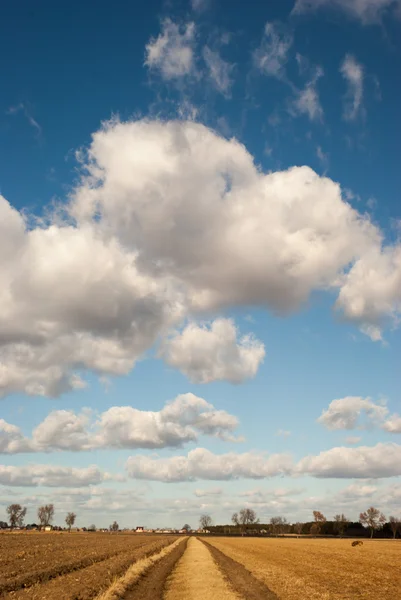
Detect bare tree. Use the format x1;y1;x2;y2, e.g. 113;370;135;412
199;514;213;530
182;524;191;532
6;504;27;529
333;514;349;537
38;504;54;528
110;521;119;532
389;516;401;540
294;522;303;535
270;516;287;535
231;509;258;533
310;523;320;536
65;512;76;532
359;507;386;538
312;511;326;534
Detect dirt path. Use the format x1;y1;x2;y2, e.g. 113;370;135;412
163;536;242;600
122;537;188;599
201;539;279;600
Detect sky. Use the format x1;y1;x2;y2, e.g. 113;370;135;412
0;0;400;530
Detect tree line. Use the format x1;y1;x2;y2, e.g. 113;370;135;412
2;503;400;539
199;507;401;539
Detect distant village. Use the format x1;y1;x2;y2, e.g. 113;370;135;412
0;522;210;534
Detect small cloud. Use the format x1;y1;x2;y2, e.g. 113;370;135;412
203;46;234;97
340;54;364;121
290;66;324;122
345;436;362;445
6;103;42;138
316;146;329;171
253;22;293;80
276;429;291;438
145;19;196;80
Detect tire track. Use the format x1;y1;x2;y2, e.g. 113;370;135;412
122;537;188;599
200;538;279;600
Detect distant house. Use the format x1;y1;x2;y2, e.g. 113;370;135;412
135;526;144;533
44;525;52;532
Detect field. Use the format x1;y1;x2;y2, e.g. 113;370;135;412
1;533;400;599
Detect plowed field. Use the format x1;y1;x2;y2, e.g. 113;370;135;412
0;532;176;598
2;534;400;599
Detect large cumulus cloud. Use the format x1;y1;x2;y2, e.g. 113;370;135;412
0;119;399;396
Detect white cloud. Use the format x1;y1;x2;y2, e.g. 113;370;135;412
292;0;401;24
0;394;241;453
0;419;33;453
340;55;364;121
145;19;196;79
292;85;322;121
297;442;401;478
253;22;293;79
203;46;234;96
194;487;223;497
335;245;401;336
345;436;362;444
94;393;240;448
160;318;265;384
0;464;109;487
383;414;401;433
1;118;400;398
126;448;293;482
32;410;92;451
291;66;324;121
317;396;388;430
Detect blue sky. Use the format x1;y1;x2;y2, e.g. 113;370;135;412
0;0;400;529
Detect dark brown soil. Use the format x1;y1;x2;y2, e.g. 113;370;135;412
200;538;279;600
122;537;188;600
0;534;174;598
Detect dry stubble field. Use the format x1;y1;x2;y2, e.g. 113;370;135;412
1;533;399;599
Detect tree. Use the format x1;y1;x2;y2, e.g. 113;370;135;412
37;504;55;528
359;507;386;538
182;524;191;532
65;512;76;532
199;514;213;530
232;508;258;533
312;511;326;534
89;524;96;532
110;521;119;532
6;504;27;529
389;516;401;540
310;523;320;535
333;514;349;537
294;522;303;535
270;516;287;535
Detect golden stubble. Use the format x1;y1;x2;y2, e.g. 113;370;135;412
205;537;401;600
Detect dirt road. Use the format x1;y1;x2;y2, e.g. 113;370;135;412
118;537;277;600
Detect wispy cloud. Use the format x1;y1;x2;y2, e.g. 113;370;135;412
145;19;196;80
253;22;293;81
203;46;234;97
6;103;42;137
292;0;401;25
340;54;364;121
